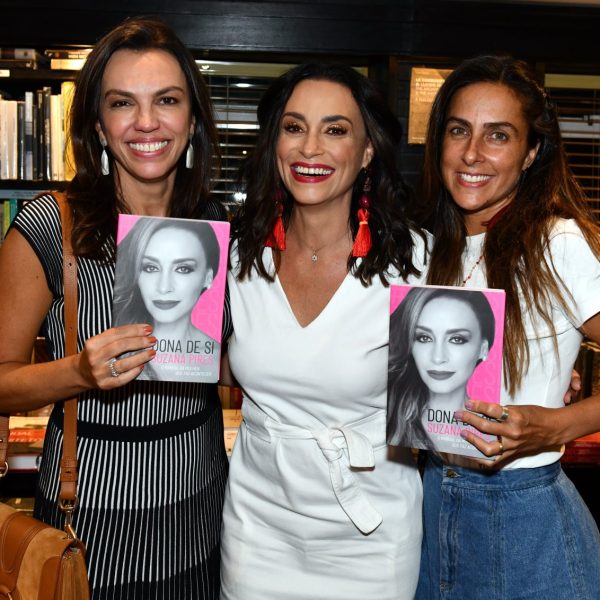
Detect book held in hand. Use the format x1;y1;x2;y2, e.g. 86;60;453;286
387;283;506;459
112;214;230;383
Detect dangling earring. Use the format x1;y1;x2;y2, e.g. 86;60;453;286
351;171;372;257
265;188;286;251
100;142;110;176
185;139;194;169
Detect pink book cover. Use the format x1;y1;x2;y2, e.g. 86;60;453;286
112;214;230;383
387;283;506;459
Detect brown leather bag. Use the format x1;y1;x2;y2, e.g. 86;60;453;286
0;192;90;600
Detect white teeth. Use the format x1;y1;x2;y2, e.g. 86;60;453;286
459;173;491;183
129;141;168;152
293;165;333;176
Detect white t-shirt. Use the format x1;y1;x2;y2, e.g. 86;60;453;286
463;218;600;469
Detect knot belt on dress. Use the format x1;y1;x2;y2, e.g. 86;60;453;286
242;399;384;534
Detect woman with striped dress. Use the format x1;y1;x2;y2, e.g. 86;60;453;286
0;18;230;599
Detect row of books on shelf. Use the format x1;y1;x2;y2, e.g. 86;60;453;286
0;47;91;72
0;81;75;182
1;197;19;241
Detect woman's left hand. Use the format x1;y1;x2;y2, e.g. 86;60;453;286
454;400;564;466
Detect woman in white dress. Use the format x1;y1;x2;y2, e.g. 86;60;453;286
220;63;428;599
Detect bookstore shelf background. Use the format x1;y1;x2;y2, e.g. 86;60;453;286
1;0;600;523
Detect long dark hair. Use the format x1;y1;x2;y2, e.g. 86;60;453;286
420;54;600;394
387;287;495;447
67;16;221;260
113;217;220;326
232;62;423;286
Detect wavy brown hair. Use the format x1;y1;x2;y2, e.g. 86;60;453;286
420;54;600;394
66;16;221;260
232;63;424;286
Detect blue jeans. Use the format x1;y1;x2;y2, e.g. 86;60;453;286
416;454;600;600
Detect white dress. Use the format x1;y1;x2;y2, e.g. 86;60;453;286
221;239;427;600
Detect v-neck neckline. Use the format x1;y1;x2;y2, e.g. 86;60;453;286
267;248;353;329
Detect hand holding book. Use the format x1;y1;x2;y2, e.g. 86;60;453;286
112;214;230;383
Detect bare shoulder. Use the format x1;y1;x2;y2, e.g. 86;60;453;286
0;228;53;363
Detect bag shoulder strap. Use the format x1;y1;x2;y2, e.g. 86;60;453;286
55;191;79;508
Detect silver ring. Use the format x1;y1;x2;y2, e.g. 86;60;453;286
498;405;510;422
108;357;119;378
497;437;504;455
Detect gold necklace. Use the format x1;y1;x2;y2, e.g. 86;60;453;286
295;229;351;263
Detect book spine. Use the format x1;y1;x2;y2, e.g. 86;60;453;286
50;93;64;181
9;198;18;222
50;58;87;71
0;100;18;180
0;48;37;60
45;48;91;59
2;198;18;236
61;80;75;181
1;201;6;240
24;91;34;180
7;100;18;180
42;87;52;180
17;100;25;180
0;99;7;179
35;89;44;179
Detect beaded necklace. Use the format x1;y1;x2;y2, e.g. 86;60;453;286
461;204;511;285
461;252;484;286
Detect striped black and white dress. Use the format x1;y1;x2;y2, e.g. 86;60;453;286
12;194;231;600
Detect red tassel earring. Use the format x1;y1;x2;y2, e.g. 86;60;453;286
352;173;372;258
265;188;286;251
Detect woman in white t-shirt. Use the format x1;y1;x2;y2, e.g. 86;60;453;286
415;54;600;599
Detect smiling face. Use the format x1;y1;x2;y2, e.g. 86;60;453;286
96;48;194;188
411;296;489;396
275;79;373;209
137;227;212;326
441;82;539;234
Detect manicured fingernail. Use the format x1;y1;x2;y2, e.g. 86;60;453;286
143;325;153;335
148;349;156;358
465;399;474;410
454;411;464;421
147;337;157;346
460;430;469;440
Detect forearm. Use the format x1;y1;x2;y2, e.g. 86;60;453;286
552;393;600;445
0;355;90;412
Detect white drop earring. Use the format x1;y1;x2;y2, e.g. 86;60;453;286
185;140;194;169
100;142;110;176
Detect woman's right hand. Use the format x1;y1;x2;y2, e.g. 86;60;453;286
77;324;156;389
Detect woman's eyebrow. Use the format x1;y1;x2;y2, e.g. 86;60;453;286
446;115;518;133
483;121;518;132
142;253;199;263
104;85;186;98
322;114;352;125
282;111;305;121
282;111;352;125
415;325;472;335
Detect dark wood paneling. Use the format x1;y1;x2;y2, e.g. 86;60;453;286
1;1;598;65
